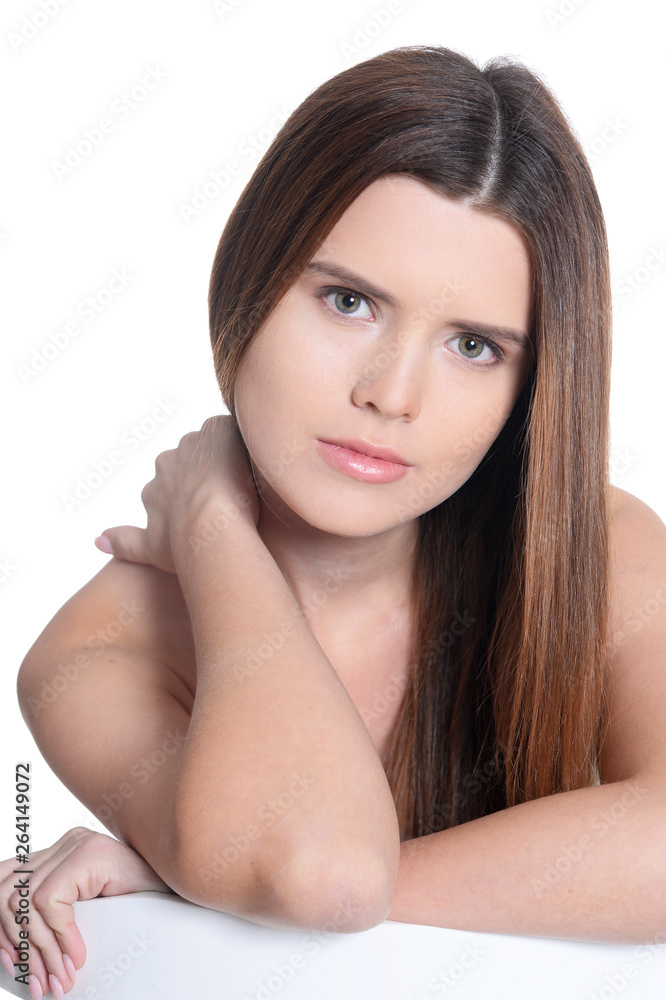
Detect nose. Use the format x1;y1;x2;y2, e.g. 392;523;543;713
351;330;423;420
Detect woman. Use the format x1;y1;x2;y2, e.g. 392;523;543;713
3;44;665;999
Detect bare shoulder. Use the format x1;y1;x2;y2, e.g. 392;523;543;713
598;484;666;784
607;480;665;528
606;482;666;641
17;558;196;869
19;557;196;697
607;483;666;578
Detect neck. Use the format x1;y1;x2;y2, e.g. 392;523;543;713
255;489;419;632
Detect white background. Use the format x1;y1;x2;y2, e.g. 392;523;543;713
1;0;664;862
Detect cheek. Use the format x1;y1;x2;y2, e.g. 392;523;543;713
232;342;317;487
426;376;519;478
247;309;341;409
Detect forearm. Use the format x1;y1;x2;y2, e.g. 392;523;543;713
170;513;399;927
388;776;666;943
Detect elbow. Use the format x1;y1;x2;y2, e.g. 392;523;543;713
16;655;42;727
272;849;395;933
170;827;394;933
16;652;54;735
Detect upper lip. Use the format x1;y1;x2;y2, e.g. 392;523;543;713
319;437;413;466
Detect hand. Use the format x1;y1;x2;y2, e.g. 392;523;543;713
94;415;261;573
0;827;172;998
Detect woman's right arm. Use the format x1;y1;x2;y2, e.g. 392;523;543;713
16;547;396;935
16;557;194;898
17;417;399;940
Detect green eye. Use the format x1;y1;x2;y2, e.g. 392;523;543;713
334;290;364;314
450;334;504;365
321;286;374;321
457;336;485;359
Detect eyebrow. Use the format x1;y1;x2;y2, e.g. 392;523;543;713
304;259;402;308
303;259;531;350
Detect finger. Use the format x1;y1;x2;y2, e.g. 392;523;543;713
32;868;87;970
31;835;164;957
93;526;150;565
7;897;78;999
0;901;70;999
94;534;113;554
0;931;20;974
0;834;92;993
20;842;161;996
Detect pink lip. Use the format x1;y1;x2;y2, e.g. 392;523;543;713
319;437;412;466
315;438;412;484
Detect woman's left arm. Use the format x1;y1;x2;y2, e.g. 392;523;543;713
388;487;666;944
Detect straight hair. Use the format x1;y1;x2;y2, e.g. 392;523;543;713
208;45;613;840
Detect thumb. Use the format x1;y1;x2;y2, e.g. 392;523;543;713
94;526;151;565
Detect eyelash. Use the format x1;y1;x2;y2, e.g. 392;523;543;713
317;285;505;366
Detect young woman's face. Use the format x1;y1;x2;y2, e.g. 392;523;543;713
233;174;533;537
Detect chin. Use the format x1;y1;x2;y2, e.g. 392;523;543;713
278;489;421;538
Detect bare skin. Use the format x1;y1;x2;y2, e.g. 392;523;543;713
2;479;649;999
7;176;665;993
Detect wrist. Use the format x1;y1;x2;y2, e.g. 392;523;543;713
171;493;260;570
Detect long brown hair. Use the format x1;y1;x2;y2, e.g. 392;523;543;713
208;45;612;840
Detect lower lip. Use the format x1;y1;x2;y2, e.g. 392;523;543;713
315;439;411;483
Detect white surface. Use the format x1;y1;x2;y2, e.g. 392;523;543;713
1;892;666;999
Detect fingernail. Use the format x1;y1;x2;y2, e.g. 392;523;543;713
0;948;14;978
95;535;113;553
49;973;64;1000
63;953;76;980
28;974;43;1000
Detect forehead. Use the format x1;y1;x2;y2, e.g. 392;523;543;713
313;174;532;332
